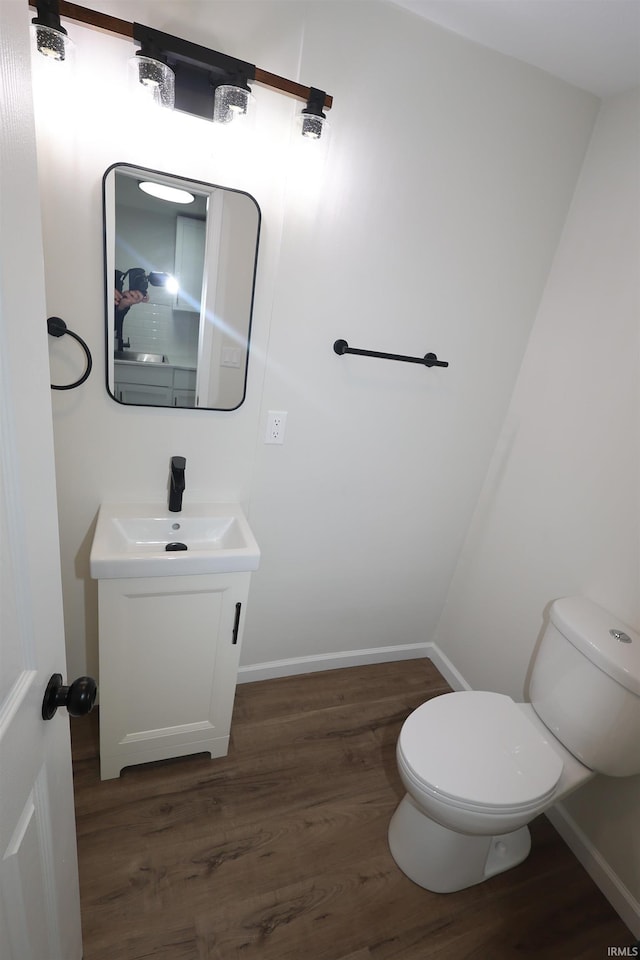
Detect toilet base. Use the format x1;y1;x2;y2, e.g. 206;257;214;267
388;794;531;893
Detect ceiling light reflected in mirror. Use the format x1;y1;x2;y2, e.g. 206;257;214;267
138;182;195;204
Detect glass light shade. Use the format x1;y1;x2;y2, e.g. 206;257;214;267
213;84;254;124
32;23;73;62
298;111;329;142
129;56;175;110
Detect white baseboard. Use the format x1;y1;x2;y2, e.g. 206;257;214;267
423;642;472;692
545;804;640;939
237;642;430;684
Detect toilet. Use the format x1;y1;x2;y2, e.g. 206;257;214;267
388;597;640;893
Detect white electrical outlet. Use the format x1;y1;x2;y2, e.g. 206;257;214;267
265;410;287;444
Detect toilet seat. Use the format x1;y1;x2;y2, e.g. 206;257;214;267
398;691;563;814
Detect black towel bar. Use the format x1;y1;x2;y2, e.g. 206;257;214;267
333;339;448;368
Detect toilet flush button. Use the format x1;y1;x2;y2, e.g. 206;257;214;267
610;629;632;643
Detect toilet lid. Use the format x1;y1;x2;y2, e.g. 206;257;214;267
399;691;563;810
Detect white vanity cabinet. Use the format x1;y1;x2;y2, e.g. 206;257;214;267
97;571;250;780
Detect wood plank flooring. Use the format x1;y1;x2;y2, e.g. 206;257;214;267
71;659;635;959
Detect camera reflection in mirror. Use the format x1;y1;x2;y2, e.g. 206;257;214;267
104;164;260;410
114;268;180;353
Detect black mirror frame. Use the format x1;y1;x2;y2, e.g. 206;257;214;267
102;161;261;412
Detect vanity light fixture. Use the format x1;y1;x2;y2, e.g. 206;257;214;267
299;87;329;141
129;35;175;110
130;21;259;127
31;0;72;61
138;181;195;204
28;0;332;138
213;79;254;126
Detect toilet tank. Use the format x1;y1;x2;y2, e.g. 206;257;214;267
530;597;640;777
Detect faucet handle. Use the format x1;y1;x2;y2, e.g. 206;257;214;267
169;456;186;513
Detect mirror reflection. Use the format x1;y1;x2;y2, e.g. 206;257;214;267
103;164;260;410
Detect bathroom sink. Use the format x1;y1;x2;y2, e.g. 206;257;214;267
90;502;260;578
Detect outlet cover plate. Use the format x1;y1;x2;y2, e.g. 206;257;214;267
265;410;287;444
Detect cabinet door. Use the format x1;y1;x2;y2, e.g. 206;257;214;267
98;572;250;779
172;368;197;407
172;389;196;407
173;367;196;390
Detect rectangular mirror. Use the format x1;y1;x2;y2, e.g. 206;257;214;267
103;163;260;410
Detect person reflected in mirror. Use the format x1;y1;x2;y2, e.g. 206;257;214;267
114;272;149;353
114;288;148;312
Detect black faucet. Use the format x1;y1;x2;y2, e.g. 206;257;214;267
168;456;186;512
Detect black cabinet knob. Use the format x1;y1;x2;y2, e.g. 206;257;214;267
42;673;97;720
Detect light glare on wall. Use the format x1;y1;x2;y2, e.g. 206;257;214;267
297;87;330;144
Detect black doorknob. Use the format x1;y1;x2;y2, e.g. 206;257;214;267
42;673;97;721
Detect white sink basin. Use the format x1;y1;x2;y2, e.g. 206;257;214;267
90;502;260;579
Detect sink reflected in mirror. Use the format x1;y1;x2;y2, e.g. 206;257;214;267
90;502;260;578
113;351;168;364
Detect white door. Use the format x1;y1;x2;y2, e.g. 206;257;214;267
0;2;83;958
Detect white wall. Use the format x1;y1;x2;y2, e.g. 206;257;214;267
435;87;640;922
35;2;597;687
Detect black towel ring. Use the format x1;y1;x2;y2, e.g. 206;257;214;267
47;316;93;390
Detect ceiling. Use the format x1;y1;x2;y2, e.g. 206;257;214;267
387;0;640;98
